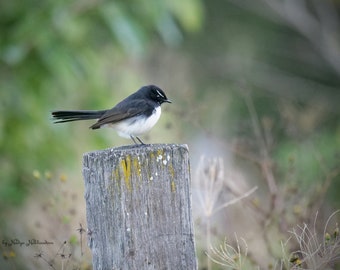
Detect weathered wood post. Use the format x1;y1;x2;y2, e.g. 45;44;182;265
83;144;197;270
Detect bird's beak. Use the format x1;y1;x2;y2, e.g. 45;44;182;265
165;99;172;103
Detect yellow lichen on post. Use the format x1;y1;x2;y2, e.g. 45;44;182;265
149;151;155;160
132;157;141;177
120;155;132;190
168;161;176;192
111;167;121;194
156;149;163;159
171;180;176;192
168;162;175;178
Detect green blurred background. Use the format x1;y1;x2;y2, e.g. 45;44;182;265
1;0;340;269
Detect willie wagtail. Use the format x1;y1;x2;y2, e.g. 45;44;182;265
52;85;171;144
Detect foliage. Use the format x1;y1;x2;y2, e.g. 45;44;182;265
0;0;204;209
0;170;92;270
206;211;340;270
191;1;340;257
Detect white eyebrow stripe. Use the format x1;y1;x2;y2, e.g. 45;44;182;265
156;89;165;98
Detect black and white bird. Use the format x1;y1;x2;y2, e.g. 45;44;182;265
51;85;171;144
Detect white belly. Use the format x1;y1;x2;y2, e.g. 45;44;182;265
107;106;161;138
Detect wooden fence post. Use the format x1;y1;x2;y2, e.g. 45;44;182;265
83;144;197;270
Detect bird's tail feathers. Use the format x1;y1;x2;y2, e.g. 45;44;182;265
52;110;107;123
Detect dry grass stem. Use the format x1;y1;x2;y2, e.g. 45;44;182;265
207;233;248;270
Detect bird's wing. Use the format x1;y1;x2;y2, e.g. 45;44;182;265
90;99;153;129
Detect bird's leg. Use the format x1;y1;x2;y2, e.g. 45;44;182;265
130;135;145;145
136;136;145;145
130;135;138;145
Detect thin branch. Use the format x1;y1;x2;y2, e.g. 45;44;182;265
212;186;258;215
